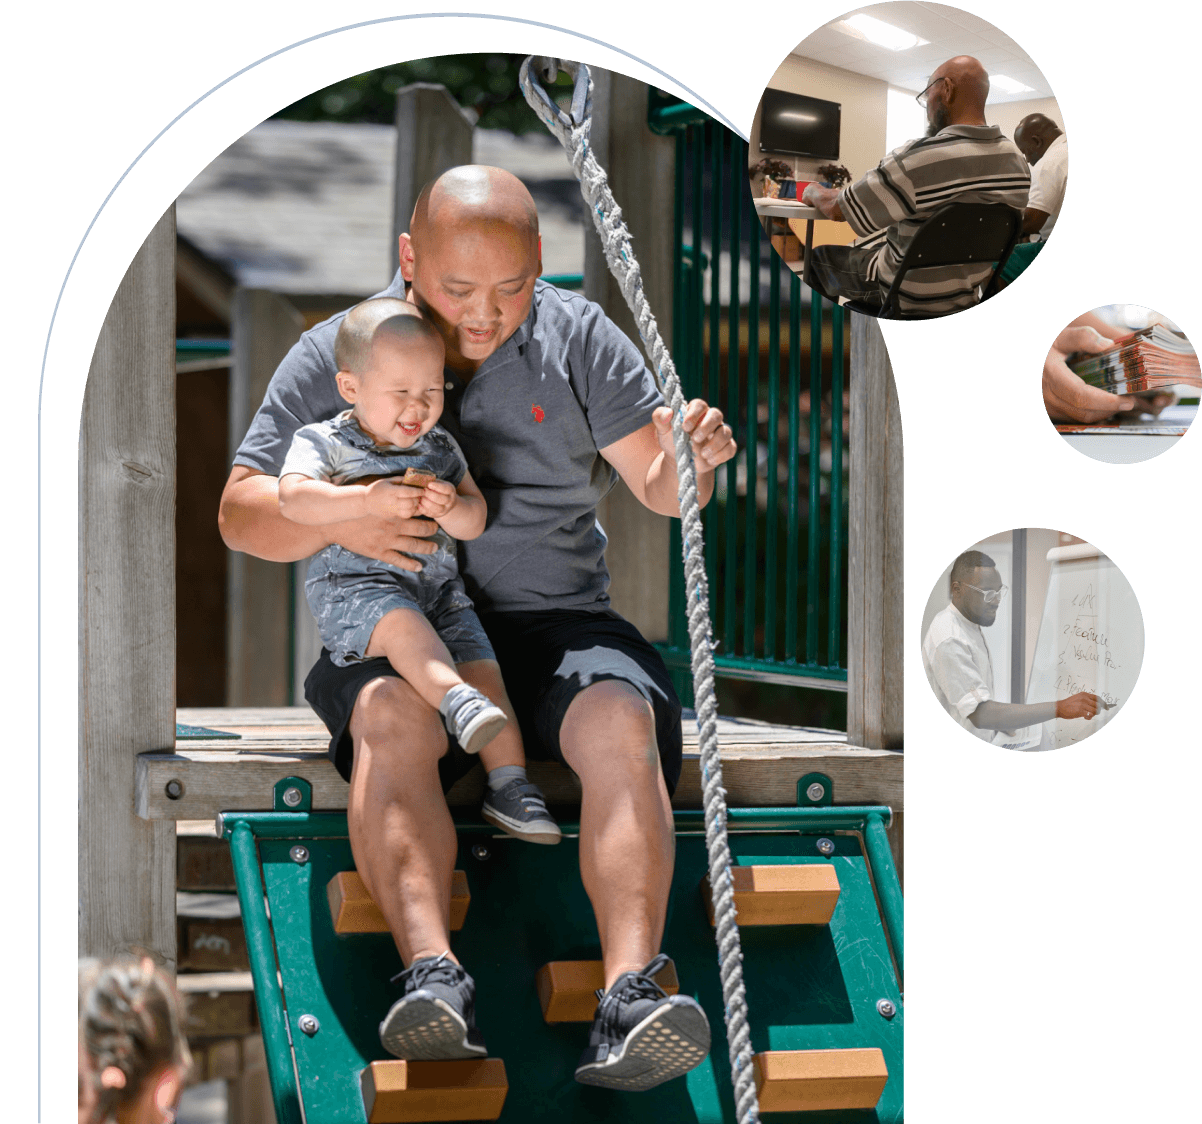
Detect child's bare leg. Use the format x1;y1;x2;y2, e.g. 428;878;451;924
365;608;463;709
457;660;524;771
365;610;507;756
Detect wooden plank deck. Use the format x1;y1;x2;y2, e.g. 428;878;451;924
137;708;902;822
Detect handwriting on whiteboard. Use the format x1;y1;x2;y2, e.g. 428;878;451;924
1056;584;1120;706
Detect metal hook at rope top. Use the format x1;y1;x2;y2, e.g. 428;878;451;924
520;56;592;133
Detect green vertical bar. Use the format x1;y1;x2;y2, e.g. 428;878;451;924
685;128;705;695
706;126;722;612
723;134;740;653
683;129;705;710
806;294;823;665
229;824;305;1124
671;131;685;389
764;249;781;661
690;124;705;401
828;303;844;669
865;811;905;972
785;274;802;661
742;199;759;657
668;130;688;699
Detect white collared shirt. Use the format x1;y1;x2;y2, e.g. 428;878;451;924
923;602;996;741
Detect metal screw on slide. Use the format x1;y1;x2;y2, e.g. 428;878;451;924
816;837;836;857
471;844;491;861
806;782;826;802
282;786;303;808
289;845;309;864
876;999;897;1020
298;1014;320;1036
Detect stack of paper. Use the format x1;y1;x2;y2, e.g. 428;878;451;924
1070;325;1201;394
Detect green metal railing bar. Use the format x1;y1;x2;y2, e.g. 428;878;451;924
539;273;583;289
647;90;712;134
649;101;849;699
175;338;231;368
228;821;304;1124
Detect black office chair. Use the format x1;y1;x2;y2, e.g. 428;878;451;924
841;202;1022;320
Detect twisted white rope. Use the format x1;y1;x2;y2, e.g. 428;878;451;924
520;58;760;1124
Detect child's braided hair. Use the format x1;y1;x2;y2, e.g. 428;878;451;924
79;956;192;1122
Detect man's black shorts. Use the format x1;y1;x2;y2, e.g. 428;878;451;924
304;607;683;796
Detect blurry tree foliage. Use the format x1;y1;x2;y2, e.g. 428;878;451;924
274;53;575;133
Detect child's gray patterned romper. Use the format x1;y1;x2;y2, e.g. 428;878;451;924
281;410;495;668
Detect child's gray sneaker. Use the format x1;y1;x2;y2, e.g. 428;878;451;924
481;779;563;845
439;684;508;755
574;954;710;1090
379;953;488;1060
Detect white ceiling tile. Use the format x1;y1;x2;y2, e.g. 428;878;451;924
786;1;1047;92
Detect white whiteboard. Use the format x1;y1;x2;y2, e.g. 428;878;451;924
1025;545;1144;748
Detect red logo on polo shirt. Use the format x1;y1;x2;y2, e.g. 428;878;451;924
531;405;545;423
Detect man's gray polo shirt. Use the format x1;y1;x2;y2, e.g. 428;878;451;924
235;274;663;614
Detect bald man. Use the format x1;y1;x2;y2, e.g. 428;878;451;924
802;55;1029;317
219;166;733;1089
1014;113;1067;239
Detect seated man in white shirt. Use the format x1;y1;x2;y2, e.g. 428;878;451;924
1014;114;1067;240
998;114;1068;285
922;550;1101;749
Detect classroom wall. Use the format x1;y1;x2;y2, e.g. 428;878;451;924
749;64;1062;181
988;96;1064;142
750;55;888;183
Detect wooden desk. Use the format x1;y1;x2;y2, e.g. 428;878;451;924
752;198;847;283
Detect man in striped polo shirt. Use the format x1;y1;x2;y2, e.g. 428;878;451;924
802;56;1030;317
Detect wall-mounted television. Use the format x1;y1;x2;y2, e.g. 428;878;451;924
758;88;841;160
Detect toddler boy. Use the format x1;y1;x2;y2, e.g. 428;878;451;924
278;298;559;842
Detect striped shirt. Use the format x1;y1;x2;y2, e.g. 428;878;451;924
838;124;1030;315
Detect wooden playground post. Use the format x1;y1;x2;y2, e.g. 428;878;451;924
584;69;674;643
391;83;475;275
79;206;178;964
847;314;903;750
225;289;304;706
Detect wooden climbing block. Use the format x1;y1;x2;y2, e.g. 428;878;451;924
753;1049;888;1113
327;870;470;934
360;1058;508;1122
702;864;840;926
535;959;679;1023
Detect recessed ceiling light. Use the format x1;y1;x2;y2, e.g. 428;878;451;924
990;74;1035;95
835;14;929;52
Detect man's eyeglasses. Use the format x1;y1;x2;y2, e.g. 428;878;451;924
915;76;947;108
962;582;1008;605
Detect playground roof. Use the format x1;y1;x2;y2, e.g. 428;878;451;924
176;119;586;297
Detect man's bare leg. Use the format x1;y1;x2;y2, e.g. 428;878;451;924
558;680;675;989
347;676;457;966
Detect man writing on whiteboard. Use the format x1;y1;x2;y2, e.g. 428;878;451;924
922;550;1102;749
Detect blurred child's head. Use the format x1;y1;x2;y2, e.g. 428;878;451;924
79;956;191;1124
335;298;447;448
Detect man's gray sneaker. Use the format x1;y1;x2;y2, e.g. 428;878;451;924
574;953;710;1090
439;684;508;755
481;779;563;844
379;953;487;1060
